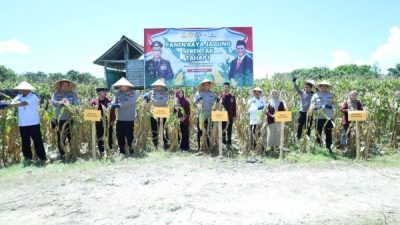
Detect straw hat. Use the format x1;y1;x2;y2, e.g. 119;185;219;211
317;80;331;87
305;79;316;86
198;78;214;90
199;78;214;86
14;81;36;91
53;79;77;91
253;87;262;92
151;78;167;87
112;77;134;88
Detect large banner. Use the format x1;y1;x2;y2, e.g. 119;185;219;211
144;27;253;88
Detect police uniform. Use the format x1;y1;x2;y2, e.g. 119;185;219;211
145;41;174;86
194;90;217;149
146;89;169;148
112;90;137;154
293;81;315;139
51;91;79;156
310;90;336;151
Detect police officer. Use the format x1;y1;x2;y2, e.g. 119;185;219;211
193;78;218;151
91;87;115;156
51;79;79;158
144;79;169;149
145;41;174;86
309;80;336;153
1;82;48;166
110;77;137;156
292;77;315;139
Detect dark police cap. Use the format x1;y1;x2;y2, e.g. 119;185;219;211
96;87;108;92
151;41;163;48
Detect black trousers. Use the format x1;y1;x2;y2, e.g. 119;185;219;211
116;120;134;154
197;118;209;150
150;117;168;148
57;120;72;156
179;123;190;150
95;121;113;153
297;111;312;140
19;125;47;160
222;119;233;145
316;119;333;151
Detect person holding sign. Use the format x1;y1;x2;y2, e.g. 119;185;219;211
145;41;174;86
51;79;79;158
220;82;237;147
111;77;137;156
340;91;363;147
143;79;169;149
292;77;315;139
266;90;286;148
0;82;48;166
193;79;218;152
91;87;116;156
174;89;191;151
309;80;336;153
247;87;266;148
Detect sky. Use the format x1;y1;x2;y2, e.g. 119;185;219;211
0;0;400;79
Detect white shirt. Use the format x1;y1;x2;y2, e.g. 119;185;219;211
12;92;40;127
247;96;266;125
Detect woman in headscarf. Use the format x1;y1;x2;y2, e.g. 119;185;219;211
340;91;363;147
174;89;191;151
266;90;286;148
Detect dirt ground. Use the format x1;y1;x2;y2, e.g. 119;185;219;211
0;153;400;225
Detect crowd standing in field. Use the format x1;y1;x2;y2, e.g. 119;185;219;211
0;76;398;166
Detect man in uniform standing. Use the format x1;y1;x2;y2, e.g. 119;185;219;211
309;80;336;153
292;77;315;140
144;79;169;149
51;79;79;158
145;41;174;87
194;79;218;152
111;77;137;156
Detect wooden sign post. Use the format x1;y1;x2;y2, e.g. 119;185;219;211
83;109;102;159
275;111;292;160
212;111;228;157
348;111;368;160
153;107;170;150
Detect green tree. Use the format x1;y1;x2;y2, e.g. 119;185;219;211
0;65;17;83
388;64;400;77
21;71;47;83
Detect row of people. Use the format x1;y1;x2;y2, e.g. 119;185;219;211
0;78;366;164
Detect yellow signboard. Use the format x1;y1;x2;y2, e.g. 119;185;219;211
275;111;292;123
83;109;102;122
348;111;367;122
153;107;170;118
211;111;228;122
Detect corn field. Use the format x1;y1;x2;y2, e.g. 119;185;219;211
0;78;399;167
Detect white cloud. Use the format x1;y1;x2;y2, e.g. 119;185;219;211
0;39;30;54
330;49;352;68
369;25;400;72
